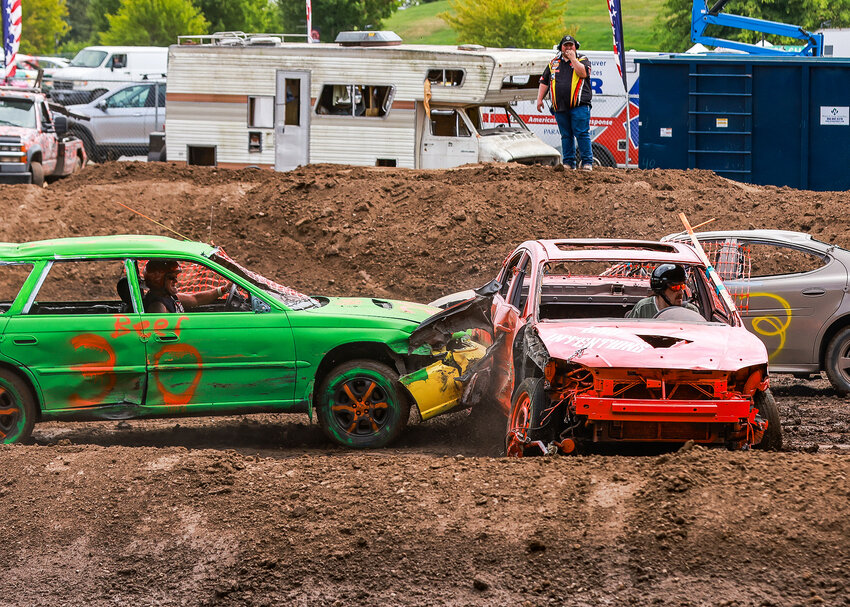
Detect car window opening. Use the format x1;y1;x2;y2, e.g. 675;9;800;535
535;260;727;323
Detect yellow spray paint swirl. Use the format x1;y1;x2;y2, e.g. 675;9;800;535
748;292;792;360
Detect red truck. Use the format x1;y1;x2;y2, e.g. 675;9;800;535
0;86;87;185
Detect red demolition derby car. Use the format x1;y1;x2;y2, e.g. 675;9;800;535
414;239;782;456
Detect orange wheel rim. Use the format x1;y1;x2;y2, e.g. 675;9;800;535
506;391;531;457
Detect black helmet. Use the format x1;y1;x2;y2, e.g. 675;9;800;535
559;35;580;50
650;264;687;294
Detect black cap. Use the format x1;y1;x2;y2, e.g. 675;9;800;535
559;35;580;50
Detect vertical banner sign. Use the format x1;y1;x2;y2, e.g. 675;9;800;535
606;0;631;167
306;0;313;43
2;0;22;82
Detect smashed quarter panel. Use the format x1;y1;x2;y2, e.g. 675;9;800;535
400;341;487;420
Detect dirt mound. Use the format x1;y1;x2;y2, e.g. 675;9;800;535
5;161;849;302
1;162;849;606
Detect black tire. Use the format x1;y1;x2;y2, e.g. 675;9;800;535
316;360;409;449
753;389;782;451
505;377;553;457
0;370;36;444
73;128;99;163
592;142;616;168
30;161;44;186
825;326;850;394
72;154;83;174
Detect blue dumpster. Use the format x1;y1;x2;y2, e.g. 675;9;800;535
637;55;850;191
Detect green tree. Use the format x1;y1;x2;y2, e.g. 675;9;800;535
439;0;570;48
64;0;95;44
279;0;400;42
20;0;71;54
195;0;282;34
88;0;123;42
654;0;850;52
100;0;209;46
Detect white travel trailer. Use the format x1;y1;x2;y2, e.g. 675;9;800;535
165;32;561;170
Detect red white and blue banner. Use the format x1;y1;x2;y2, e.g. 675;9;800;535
607;0;628;93
2;0;22;80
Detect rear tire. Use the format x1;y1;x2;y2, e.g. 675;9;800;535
825;327;850;394
0;370;36;444
73;128;99;163
753;389;782;450
316;360;409;449
30;161;44;186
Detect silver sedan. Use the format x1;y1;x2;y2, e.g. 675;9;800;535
664;230;850;393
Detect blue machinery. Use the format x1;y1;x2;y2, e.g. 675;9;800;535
691;0;824;57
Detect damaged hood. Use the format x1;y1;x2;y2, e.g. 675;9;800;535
535;320;767;371
478;132;560;163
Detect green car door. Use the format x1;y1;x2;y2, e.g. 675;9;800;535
1;259;148;411
138;259;298;413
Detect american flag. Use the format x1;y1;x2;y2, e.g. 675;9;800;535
2;0;22;81
607;0;628;92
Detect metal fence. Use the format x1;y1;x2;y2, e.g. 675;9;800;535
512;93;640;168
50;79;166;163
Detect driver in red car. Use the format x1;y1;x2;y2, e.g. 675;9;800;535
143;259;231;313
626;263;700;319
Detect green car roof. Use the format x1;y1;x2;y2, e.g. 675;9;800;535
0;235;214;261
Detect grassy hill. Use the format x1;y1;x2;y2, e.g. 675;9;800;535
383;0;665;51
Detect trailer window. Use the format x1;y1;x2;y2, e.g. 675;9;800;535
427;69;464;87
248;96;274;128
501;74;537;90
315;84;393;117
429;109;471;137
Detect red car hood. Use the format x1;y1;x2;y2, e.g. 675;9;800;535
535;320;767;371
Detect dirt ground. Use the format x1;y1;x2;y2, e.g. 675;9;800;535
1;162;849;606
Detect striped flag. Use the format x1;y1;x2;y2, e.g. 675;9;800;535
2;0;22;81
607;0;628;92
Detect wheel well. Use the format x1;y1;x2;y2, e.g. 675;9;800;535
591;142;616;167
314;342;404;397
30;151;42;164
818;314;850;368
0;362;42;421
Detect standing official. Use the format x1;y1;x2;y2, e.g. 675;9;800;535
536;35;594;170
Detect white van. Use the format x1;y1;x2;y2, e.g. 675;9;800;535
51;46;168;104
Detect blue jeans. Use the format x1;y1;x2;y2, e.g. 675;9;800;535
554;105;592;167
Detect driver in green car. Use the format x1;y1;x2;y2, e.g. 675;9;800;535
626;263;700;319
143;259;231;313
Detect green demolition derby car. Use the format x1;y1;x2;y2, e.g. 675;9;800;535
0;236;483;447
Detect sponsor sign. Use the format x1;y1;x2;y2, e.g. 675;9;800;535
660;127;672;137
820;106;849;125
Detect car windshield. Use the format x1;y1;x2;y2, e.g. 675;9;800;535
70;50;107;68
467;105;529;135
208;251;319;310
535;259;734;324
0;98;36;128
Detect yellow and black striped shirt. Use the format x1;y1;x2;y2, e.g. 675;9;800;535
540;54;592;112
